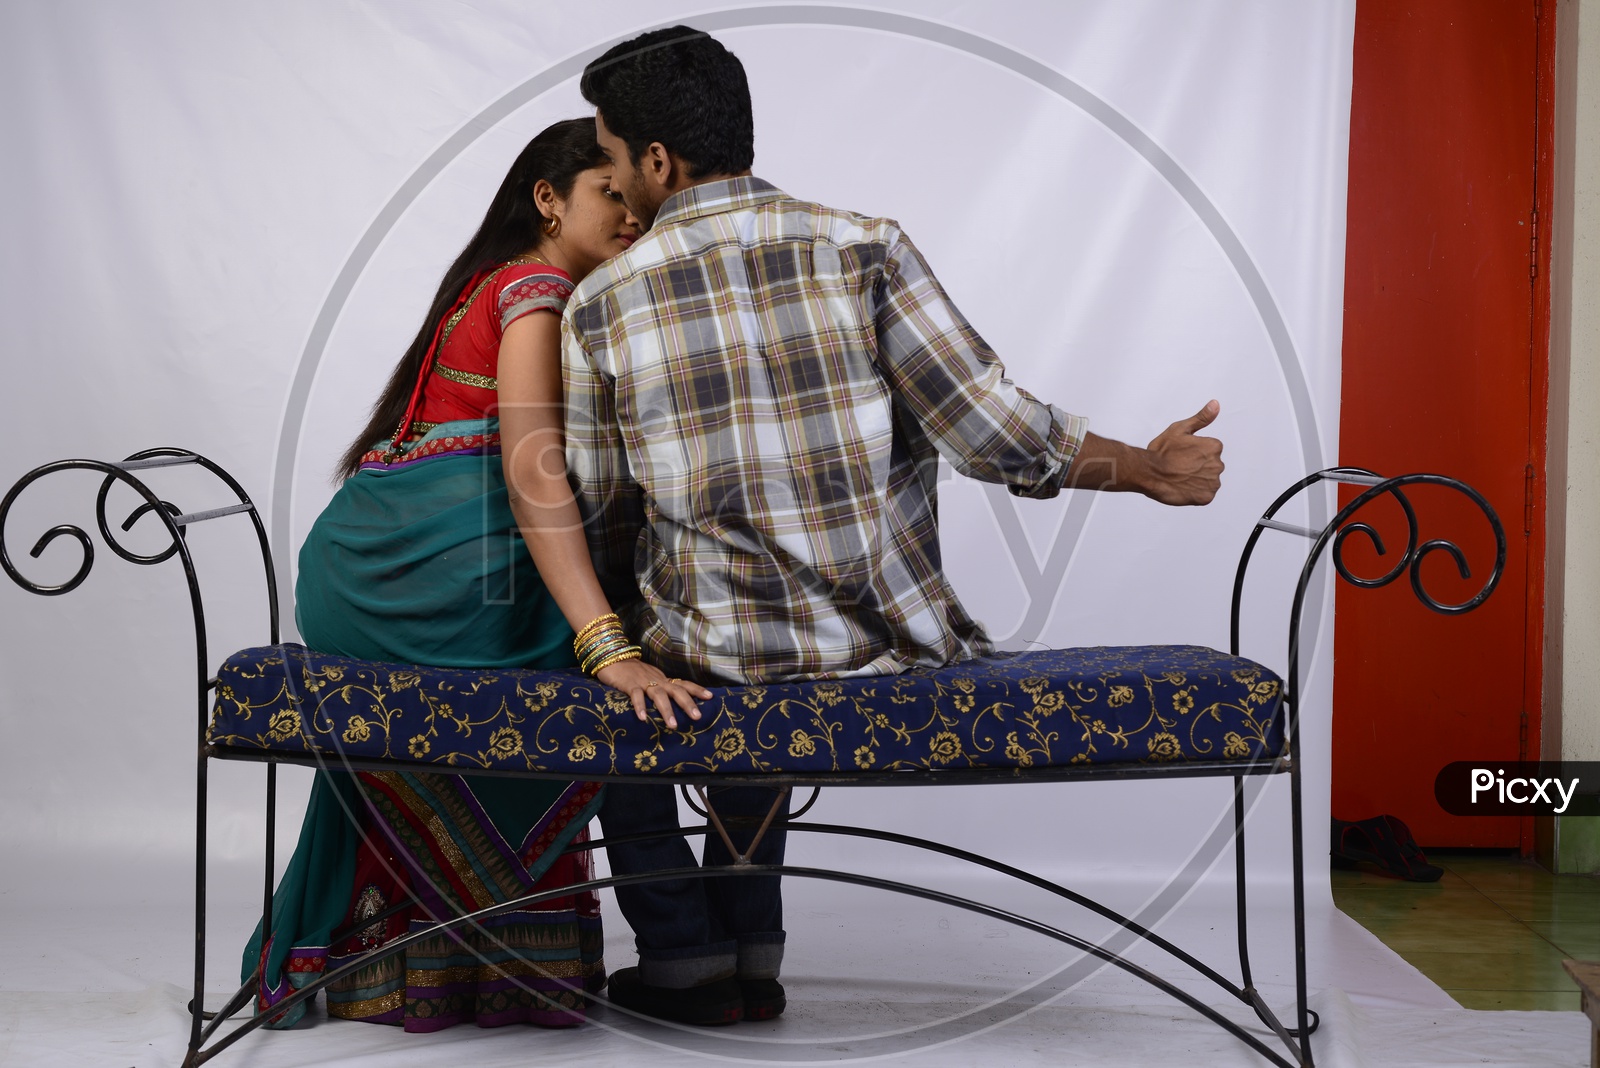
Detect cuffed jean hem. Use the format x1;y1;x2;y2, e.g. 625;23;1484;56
637;939;738;989
737;933;786;980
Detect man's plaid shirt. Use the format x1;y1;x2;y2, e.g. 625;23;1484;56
563;177;1087;684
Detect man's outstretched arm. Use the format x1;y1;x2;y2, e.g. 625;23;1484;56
1066;400;1225;506
873;227;1224;506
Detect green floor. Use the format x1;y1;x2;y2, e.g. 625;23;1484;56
1332;851;1598;1011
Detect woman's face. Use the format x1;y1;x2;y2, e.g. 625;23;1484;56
546;166;640;280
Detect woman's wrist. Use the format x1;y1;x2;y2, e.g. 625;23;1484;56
575;611;643;675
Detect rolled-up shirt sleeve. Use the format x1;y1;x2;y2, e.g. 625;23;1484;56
873;228;1087;499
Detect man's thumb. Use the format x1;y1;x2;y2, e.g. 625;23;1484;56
1174;399;1220;435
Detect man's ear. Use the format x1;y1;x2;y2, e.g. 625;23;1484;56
641;142;677;191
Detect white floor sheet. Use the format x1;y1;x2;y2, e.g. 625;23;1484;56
0;844;1585;1068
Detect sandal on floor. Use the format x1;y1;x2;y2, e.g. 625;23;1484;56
1331;815;1443;882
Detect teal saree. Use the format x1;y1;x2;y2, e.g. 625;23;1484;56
242;421;604;1030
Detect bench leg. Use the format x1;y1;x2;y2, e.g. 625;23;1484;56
697;785;791;864
1234;774;1256;991
184;752;209;1066
1234;771;1317;1066
261;765;275;980
1289;751;1314;1063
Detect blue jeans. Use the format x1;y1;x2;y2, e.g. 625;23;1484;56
598;782;788;988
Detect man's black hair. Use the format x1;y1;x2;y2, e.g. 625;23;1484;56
580;26;754;178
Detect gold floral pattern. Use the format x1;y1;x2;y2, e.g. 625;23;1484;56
522;679;561;712
267;708;301;741
1034;690;1065;715
487;727;523;760
1147;732;1182;760
713;728;747;762
208;644;1285;777
928;731;962;764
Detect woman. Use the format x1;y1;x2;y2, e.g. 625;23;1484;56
244;118;708;1031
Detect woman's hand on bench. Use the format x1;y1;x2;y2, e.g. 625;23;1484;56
596;658;712;730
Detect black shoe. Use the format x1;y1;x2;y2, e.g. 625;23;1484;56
1331;815;1443;882
606;966;744;1026
740;977;786;1020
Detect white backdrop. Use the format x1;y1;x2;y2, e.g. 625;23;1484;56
0;0;1352;922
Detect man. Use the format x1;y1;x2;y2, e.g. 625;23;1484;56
563;26;1223;1025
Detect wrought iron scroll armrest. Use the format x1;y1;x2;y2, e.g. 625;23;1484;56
1;446;280;643
1228;467;1506;742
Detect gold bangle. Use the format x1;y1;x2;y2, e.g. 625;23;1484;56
584;640;637;666
574;613;620;644
575;623;630;667
577;631;628;656
590;647;642;674
574;630;624;660
578;633;633;673
577;610;618;633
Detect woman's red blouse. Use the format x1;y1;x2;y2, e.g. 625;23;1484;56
415;263;574;428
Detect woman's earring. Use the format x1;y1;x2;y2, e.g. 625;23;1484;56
542;214;561;238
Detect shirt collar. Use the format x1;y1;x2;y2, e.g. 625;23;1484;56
652;176;786;229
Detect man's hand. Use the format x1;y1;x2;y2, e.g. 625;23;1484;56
1066;400;1224;505
1141;400;1225;505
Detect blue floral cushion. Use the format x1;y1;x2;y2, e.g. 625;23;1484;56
207;644;1284;778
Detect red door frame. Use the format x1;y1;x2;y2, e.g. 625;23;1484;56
1525;0;1555;855
1335;0;1553;852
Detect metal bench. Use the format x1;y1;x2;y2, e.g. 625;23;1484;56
0;448;1504;1067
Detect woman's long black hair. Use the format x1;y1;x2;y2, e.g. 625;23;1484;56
335;117;608;480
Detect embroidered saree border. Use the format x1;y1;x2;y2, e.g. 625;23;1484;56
358;432;500;470
323;911;603;1030
255;776;605;1028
